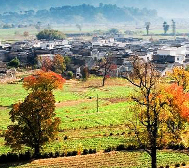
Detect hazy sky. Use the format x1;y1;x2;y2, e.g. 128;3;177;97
0;0;189;18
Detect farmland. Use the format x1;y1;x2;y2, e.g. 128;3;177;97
0;77;189;167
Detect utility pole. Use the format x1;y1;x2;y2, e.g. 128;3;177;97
97;94;99;112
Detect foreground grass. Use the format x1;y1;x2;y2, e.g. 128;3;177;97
0;77;189;167
1;151;189;168
0;78;134;155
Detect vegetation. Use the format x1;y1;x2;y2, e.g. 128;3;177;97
36;29;65;40
145;22;150;35
39;54;66;74
163;22;170;34
4;71;65;156
7;57;20;68
0;4;158;24
108;28;119;35
123;58;189;168
1;66;189;167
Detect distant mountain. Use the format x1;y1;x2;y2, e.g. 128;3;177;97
0;4;158;24
0;0;188;18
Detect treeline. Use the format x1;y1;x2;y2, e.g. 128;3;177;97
0;4;157;24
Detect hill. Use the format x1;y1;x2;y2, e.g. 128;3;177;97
0;4;158;24
0;0;188;18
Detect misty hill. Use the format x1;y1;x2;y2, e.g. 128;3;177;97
0;0;188;18
0;4;158;24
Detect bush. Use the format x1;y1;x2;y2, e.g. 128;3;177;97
72;151;77;156
181;162;186;166
116;144;125;151
64;135;68;140
104;147;112;153
126;144;137;150
165;165;169;168
0;154;7;163
82;149;89;155
67;71;74;79
55;151;60;157
66;152;72;156
8;57;20;68
7;153;19;162
175;163;180;167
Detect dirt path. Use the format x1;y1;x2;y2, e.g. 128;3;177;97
55;99;94;108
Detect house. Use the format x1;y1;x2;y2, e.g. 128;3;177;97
153;46;187;64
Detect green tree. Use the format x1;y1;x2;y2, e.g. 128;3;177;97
145;22;150;35
108;28;119;35
163;22;169;34
36;29;66;40
8;57;20;68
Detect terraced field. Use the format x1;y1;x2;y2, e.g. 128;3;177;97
1;151;189;168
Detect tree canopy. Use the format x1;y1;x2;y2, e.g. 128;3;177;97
123;57;189;168
5;91;60;156
23;70;65;91
36;29;66;40
5;70;65;156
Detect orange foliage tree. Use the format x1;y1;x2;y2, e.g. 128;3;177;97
5;71;65;156
23;70;65;91
5;91;60;156
124;57;189;168
38;54;66;74
168;67;189;91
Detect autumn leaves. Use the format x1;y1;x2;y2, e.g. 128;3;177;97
4;71;65;156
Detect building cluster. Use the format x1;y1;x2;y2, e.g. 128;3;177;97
0;34;189;78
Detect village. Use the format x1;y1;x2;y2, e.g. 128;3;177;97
0;33;189;79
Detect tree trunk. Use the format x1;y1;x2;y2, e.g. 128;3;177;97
102;76;106;86
34;143;40;157
151;147;157;168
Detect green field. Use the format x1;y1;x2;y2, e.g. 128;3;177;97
0;77;189;167
0;24;189;42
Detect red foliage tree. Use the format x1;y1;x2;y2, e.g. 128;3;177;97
23;70;65;91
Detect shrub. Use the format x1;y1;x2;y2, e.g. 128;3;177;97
67;71;74;79
64;135;68;140
8;57;20;68
126;144;137;150
7;153;19;162
82;149;89;155
66;152;72;156
0;154;7;163
175;163;180;167
55;151;60;157
72;151;77;156
104;147;112;153
181;162;186;166
116;144;125;151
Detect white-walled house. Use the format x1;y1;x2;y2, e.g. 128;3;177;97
154;46;187;64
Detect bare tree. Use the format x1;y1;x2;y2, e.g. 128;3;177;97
99;53;115;87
